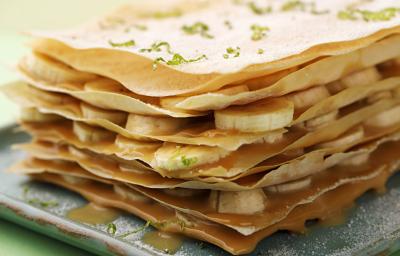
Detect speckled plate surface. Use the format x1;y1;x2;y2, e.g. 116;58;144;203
1;125;400;256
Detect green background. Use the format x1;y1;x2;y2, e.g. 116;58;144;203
0;1;127;255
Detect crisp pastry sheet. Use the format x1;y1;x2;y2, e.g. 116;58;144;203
29;152;400;254
29;1;400;97
13;136;400;237
17;98;400;180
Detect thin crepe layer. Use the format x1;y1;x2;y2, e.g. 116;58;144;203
14;137;400;235
29;155;399;254
30;1;400;96
17;97;400;180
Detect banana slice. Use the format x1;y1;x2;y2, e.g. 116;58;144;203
114;185;150;202
286;86;330;111
317;126;364;149
125;114;187;135
61;175;89;185
282;148;305;158
20;52;97;84
29;86;73;105
81;103;127;126
214;85;249;95
84;78;127;93
246;67;298;91
115;135;161;152
264;177;312;193
339;152;370;167
154;143;229;171
364;105;400;128
214;98;294;133
20;108;62;123
305;110;339;130
73;121;115;143
212;189;267;215
119;163;150;175
163;188;206;197
341;67;381;88
326;81;346;94
367;91;392;104
160;85;249;110
68;145;89;159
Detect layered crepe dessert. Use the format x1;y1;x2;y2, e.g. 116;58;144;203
2;0;400;254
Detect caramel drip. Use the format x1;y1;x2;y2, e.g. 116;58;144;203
31;158;398;255
67;203;119;225
142;231;183;254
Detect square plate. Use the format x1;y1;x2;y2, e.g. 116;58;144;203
1;125;400;256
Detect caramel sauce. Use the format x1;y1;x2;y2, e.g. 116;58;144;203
31;154;397;255
67;203;119;225
142;231;183;254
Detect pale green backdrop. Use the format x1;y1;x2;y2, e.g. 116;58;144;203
0;1;128;255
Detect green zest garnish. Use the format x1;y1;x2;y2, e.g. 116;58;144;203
108;39;136;48
152;9;182;19
338;7;400;22
258;48;264;54
248;2;272;15
134;24;147;31
27;198;59;208
140;41;174;54
224;20;233;30
223;47;240;59
251;24;270;41
281;0;306;11
153;53;207;70
181;156;198;167
281;0;329;15
118;220;151;238
107;223;117;235
182;22;214;39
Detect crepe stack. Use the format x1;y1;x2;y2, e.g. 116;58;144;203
2;0;400;254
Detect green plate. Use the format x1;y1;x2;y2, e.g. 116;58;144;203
2;125;400;256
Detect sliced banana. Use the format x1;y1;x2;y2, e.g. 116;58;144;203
214;85;249;95
125;114;187;135
81;103;127;126
154;143;229;171
73;121;115;143
213;189;267;215
30;86;72;105
84;78;127;93
317;126;364;149
114;185;150;202
341;67;381;88
20;108;62;123
305;110;339;130
285;86;330;111
264;177;312;193
367;91;392;104
163;188;206;197
339;152;370;167
254;131;284;144
326;81;345;94
214;98;294;133
61;175;89;185
119;163;150;175
364;105;400;128
68;145;89;159
115;135;161;152
20;52;97;84
282;148;305;158
246;67;298;91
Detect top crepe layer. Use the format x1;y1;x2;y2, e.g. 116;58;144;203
28;0;400;96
